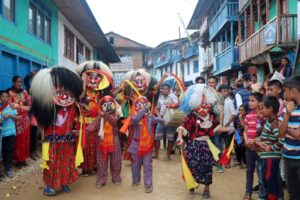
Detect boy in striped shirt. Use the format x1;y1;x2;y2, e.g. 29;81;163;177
279;75;300;200
256;96;284;200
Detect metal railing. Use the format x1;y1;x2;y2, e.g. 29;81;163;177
209;1;238;41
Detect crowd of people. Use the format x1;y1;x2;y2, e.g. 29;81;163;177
0;59;299;200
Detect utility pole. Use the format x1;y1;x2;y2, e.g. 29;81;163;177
178;27;185;82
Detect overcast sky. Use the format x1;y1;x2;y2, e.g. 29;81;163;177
86;0;198;48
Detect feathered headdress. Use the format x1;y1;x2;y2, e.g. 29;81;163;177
75;60;113;77
75;61;114;92
180;84;220;115
30;67;83;127
123;69;151;86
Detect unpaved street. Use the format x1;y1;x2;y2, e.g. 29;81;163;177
0;149;279;200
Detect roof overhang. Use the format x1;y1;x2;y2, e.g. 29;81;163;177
53;0;120;63
187;1;214;30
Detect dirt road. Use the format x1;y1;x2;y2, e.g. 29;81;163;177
0;149;277;200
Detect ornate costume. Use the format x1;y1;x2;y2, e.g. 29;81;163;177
86;95;122;187
177;84;221;197
123;96;164;193
75;61;114;175
30;67;83;196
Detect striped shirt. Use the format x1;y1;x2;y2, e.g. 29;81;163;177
279;105;300;159
245;111;259;142
258;119;284;158
0;105;17;137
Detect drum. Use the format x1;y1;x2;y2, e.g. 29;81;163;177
163;108;186;127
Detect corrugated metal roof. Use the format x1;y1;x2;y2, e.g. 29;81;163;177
53;0;120;63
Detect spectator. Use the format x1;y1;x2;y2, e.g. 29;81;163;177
234;105;247;168
154;84;179;160
218;85;236;169
243;92;264;200
195;76;205;84
233;78;251;112
278;57;292;78
256;96;284;200
0;90;18;178
207;76;218;90
8;76;31;168
250;74;262;92
279;75;300;199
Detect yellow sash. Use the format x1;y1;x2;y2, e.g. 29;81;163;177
40;105;84;169
181;138;220;190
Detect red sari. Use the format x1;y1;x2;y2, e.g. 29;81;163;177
43;105;78;189
9;89;31;163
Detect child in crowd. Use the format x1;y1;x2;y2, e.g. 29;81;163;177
279;76;300;200
267;80;284;116
256;96;284;200
267;76;286;188
0;91;18;178
243;92;263;200
234;104;247;168
86;96;122;188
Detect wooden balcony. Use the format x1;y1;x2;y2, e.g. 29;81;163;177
215;45;239;75
153;52;172;68
209;0;238;41
183;46;199;59
238;0;249;12
239;14;297;64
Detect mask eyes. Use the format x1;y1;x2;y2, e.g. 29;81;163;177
102;103;108;108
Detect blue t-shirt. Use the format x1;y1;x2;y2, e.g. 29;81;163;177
0;105;17;137
279;105;300;159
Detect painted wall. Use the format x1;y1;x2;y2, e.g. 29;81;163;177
288;0;297;14
269;0;277;19
57;12;93;69
183;57;200;83
0;0;58;66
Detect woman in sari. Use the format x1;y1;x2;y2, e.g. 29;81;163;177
8;75;31;167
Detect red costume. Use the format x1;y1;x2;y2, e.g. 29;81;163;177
8;89;31;163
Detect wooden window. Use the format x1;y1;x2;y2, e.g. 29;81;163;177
3;0;14;21
64;27;74;61
44;17;51;44
37;11;44;39
28;3;36;34
193;60;199;73
109;36;114;45
85;47;91;60
28;1;51;44
76;39;84;64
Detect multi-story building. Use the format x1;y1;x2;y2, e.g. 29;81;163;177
0;0;119;90
105;32;152;87
188;0;244;85
238;0;298;79
148;31;200;86
189;0;299;85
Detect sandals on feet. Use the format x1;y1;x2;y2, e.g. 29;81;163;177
243;194;251;200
